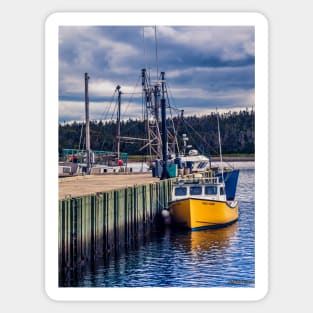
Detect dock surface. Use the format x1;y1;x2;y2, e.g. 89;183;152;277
59;173;160;199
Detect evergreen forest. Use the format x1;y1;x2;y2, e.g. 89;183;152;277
59;109;254;157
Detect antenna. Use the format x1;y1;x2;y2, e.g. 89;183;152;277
142;27;148;73
216;108;224;180
154;26;159;81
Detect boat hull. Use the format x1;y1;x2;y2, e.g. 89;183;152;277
169;198;238;230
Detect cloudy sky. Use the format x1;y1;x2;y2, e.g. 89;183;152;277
59;26;254;122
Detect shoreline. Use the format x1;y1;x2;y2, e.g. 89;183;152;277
127;156;255;163
210;156;255;162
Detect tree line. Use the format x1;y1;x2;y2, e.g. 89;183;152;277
59;109;255;156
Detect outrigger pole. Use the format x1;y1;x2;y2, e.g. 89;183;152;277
84;72;91;173
160;71;169;180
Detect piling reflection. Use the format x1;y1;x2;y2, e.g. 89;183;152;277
59;224;159;287
60;224;239;287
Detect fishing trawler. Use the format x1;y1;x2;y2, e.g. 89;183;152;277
168;111;239;231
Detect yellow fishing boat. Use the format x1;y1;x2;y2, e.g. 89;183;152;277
169;174;238;230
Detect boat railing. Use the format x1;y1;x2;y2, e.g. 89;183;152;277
174;176;220;185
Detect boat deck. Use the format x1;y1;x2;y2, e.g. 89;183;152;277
59;173;160;200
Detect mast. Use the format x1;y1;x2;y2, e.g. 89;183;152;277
142;68;152;160
160;71;169;180
153;83;161;158
84;73;91;172
116;85;122;161
154;84;160;125
140;68;162;161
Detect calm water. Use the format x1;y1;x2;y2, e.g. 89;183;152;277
62;162;255;288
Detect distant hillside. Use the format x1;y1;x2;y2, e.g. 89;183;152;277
59;109;255;156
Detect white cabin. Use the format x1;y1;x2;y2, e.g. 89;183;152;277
172;176;227;202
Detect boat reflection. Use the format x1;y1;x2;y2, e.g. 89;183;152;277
186;222;239;253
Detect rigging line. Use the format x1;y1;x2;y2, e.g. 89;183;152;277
164;89;180;153
93;88;116;152
182;116;214;154
110;98;118;121
157;74;178;154
78;99;88;151
119;78;146;134
167;105;181;113
165;80;179;111
151;76;214;156
78;122;84;151
121;92;142;95
99;89;117;121
99;95;119;152
121;75;141;117
181;111;233;169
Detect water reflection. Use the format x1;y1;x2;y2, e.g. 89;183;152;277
60;163;255;288
188;222;238;253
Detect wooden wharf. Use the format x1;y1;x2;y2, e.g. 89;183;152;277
58;173;172;277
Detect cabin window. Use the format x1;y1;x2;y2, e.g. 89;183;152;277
175;187;187;196
190;186;202;195
205;185;217;195
220;187;225;195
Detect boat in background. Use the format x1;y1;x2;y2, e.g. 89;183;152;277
173;133;240;201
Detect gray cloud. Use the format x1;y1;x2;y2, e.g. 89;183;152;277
59;26;254;122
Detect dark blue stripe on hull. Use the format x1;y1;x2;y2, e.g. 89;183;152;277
191;219;238;231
